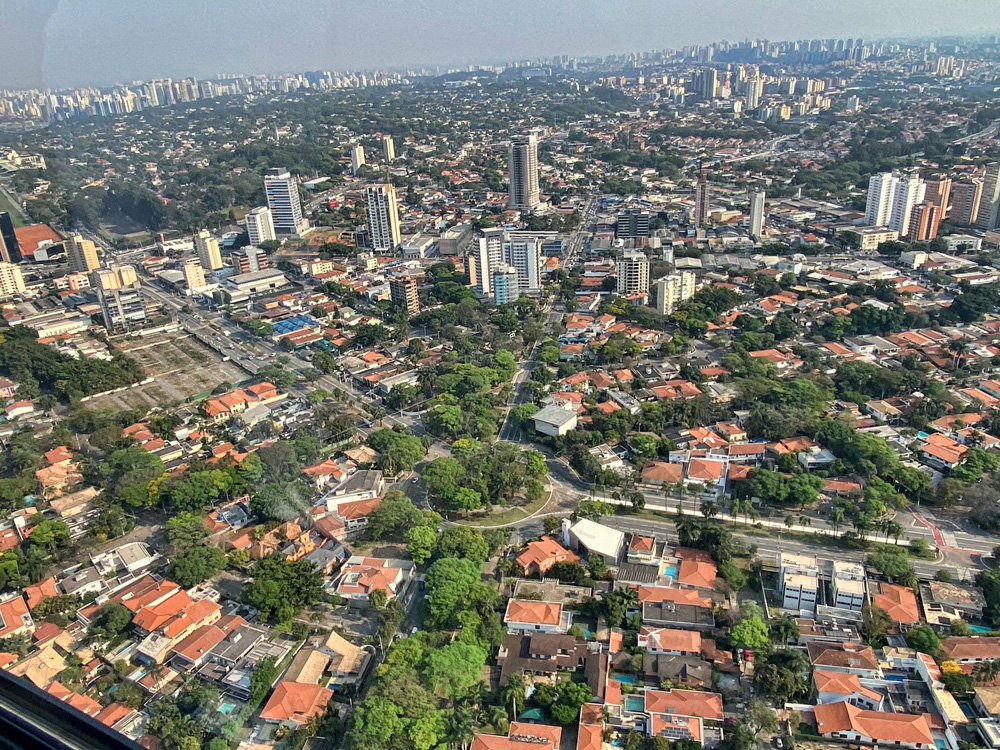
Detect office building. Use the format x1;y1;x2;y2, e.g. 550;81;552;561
950;180;982;225
182;258;207;290
67;234;99;273
0;263;25;296
492;264;520;305
831;561;865;612
616;252;649;295
502;235;542;293
924;176;951;217
655;272;696;315
99;285;148;332
749;191;766;239
246;207;276;246
231;247;269;274
92;265;138;292
779;553;820;613
976;163;1000;231
693;175;711;226
0;213;21;263
193;230;223;271
616;209;651;239
382;135;395;163
264;168;308;236
351;144;366;174
865;172;926;236
469;229;504;296
365;184;401;254
908;201;941;241
389;276;419;315
508;134;540;212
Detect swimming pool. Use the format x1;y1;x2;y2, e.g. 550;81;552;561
218;702;237;715
969;625;994;634
624;695;646;713
664;565;678;579
884;675;907;682
613;673;637;684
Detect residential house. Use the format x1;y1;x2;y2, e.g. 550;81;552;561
813;702;934;750
259;682;334;727
807;642;881;678
516;537;580;577
503;600;572;635
814;671;884;710
637;627;702;657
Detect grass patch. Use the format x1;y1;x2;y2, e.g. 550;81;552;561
455;491;552;528
0;192;25;227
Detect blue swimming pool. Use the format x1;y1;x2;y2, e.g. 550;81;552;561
218;702;237;715
969;625;994;634
613;673;637;684
664;565;678;579
624;695;646;713
884;675;907;682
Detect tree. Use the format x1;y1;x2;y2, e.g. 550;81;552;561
406;526;437;565
256;441;301;482
352;696;405;750
423;642;487;697
169;545;226;587
861;604;893;648
242;557;323;623
867;547;917;587
369;588;387;612
745;699;778;736
905;624;941;655
425;557;489;628
435;527;489;563
87;602;132;643
731;615;770;650
367;491;437;540
367;429;426;475
769;614;799;645
164;512;209;550
752;648;810;705
421;457;464;500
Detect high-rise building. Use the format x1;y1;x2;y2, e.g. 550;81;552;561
508;134;540;212
92;265;138;291
182;258;206;290
746;78;762;109
246;207;276;246
865;172;926;236
389;275;420;314
616;209;651;239
655;272;696;315
502;235;542;293
492;264;520;305
976;163;1000;231
749;191;766;239
949;180;982;225
469;229;504;296
616;252;650;295
99;285;147;332
231;247;269;274
264;168;308;236
908;201;941;241
351;144;366;174
0;213;21;263
924;176;952;218
365;184;401;254
0;262;25;296
382;135;395;163
194;230;223;270
696;69;718;99
694;175;711;226
66;234;99;273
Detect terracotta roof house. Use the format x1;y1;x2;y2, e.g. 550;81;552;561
637;626;702;656
642;688;723;720
942;637;1000;664
674;547;717;590
813;701;934;749
871;582;920;626
814;670;883;709
515;537;579;577
259;681;334;726
807;642;881;677
504;600;571;635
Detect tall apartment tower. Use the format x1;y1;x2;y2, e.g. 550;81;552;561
749;191;766;239
976;163;1000;231
908;202;942;242
469;229;504;296
0;263;25;296
193;230;223;271
508;134;540;212
502;235;542;293
693;175;711;226
888;173;926;236
182;258;207;290
246;207;276;246
865;172;897;227
365;184;401;254
67;234;99;273
655;272;696;315
382;135;396;163
264;168;308;236
231;247;269;274
745;78;763;109
616;252;650;295
949;180;983;225
92;265;138;292
491;264;520;305
924;176;952;218
389;275;419;315
0;213;21;263
616;209;651;239
99;285;147;332
351;144;366;174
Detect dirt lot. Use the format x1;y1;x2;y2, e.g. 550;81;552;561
85;333;248;412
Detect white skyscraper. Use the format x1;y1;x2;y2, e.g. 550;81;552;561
351;144;366;175
193;230;223;271
888;173;925;237
865;171;925;236
865;172;897;227
655;272;696;315
246;207;276;246
976;162;1000;231
616;252;650;295
264;168;308;236
470;229;504;296
365;184;401;253
508;134;540;212
749;191;766;239
502;236;542;293
746;78;763;109
382;135;396;163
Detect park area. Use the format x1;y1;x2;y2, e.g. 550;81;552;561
85;334;248;411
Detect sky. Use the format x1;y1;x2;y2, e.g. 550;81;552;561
1;0;1000;89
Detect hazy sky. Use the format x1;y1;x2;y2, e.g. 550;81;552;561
1;0;999;89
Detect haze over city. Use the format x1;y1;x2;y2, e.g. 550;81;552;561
2;0;1000;88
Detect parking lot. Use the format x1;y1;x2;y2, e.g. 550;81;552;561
86;334;249;412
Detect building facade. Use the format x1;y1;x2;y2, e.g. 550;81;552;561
194;230;223;271
617;252;650;295
365;184;401;254
508;134;540;212
246;207;276;246
67;235;99;273
655;272;695;315
264;168;308;236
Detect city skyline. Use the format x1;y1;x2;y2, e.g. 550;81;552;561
2;0;1000;89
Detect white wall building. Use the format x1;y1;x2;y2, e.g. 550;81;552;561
264;168;308;236
246;207;276;246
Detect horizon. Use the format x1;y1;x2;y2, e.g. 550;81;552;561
1;0;999;90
